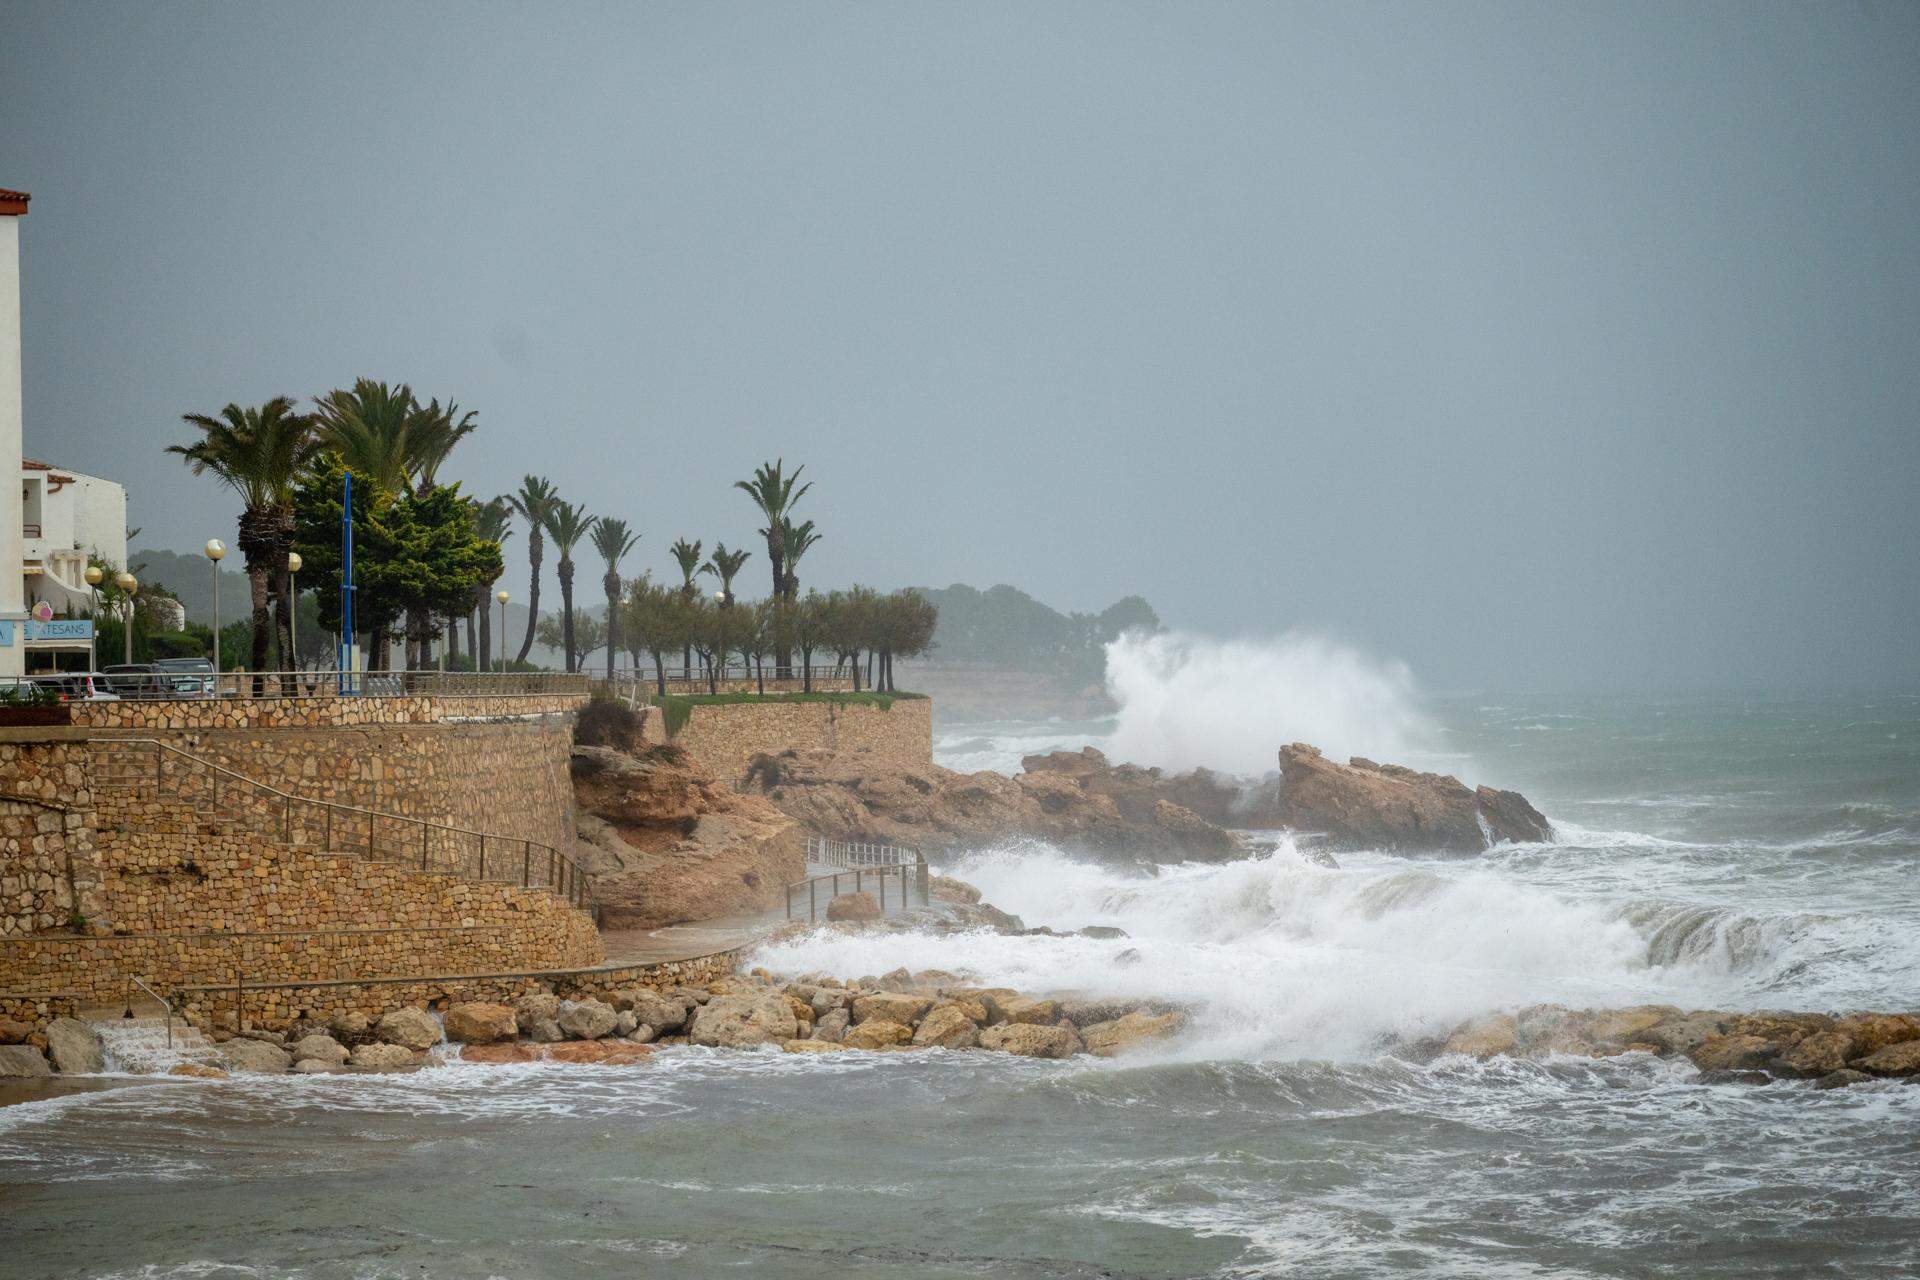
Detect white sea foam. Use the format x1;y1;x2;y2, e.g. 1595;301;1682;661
1101;630;1432;777
756;838;1918;1061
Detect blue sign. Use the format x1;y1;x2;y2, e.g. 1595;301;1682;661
0;619;96;646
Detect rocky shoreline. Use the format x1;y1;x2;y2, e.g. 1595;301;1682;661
7;971;1917;1090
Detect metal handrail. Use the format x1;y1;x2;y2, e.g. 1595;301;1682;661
126;976;175;1049
82;669;593;703
805;835;920;868
93;737;591;910
784;856;930;923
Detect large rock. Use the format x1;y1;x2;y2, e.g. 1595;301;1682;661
572;744;806;930
743;745;1243;866
1837;1012;1920;1057
44;1018;105;1074
1778;1029;1857;1077
1080;1011;1184;1057
1853;1040;1920;1078
999;996;1061;1026
842;1019;914;1049
514;992;561;1028
557;999;620;1041
0;1018;33;1044
376;1007;443;1051
0;1044;51;1077
444;1003;518;1045
220;1038;291;1074
911;1005;981;1049
616;989;691;1034
687;993;799;1048
851;992;934;1025
289;1034;350;1066
351;1042;419;1070
1443;1013;1518;1059
1687;1034;1777;1072
979;1022;1083;1059
825;891;881;922
1273;744;1551;852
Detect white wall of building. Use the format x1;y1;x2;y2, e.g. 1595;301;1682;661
0;214;24;677
24;463;129;613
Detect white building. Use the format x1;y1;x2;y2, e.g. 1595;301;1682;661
0;187;25;677
2;189;133;673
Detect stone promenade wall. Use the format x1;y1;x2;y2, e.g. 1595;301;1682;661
2;818;603;1004
642;696;933;784
73;691;587;731
174;947;741;1032
0;738;99;938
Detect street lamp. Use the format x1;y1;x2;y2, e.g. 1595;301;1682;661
115;572;137;666
204;539;226;686
495;590;509;675
84;565;103;672
286;551;302;671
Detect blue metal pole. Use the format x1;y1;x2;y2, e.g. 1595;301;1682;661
340;469;355;695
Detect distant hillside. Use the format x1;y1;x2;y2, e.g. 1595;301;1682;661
912;583;1159;683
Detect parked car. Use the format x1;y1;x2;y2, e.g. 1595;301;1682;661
152;656;216;697
103;663;170;699
31;673;122;702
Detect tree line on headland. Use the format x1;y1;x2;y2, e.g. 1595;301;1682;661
160;382;935;688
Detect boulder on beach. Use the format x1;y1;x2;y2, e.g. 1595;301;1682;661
220;1038;291;1075
557;999;619;1041
376;1008;442;1051
842;1019;913;1049
44;1018;105;1074
290;1034;350;1066
825;890;882;922
0;1044;51;1077
979;1022;1083;1059
444;1003;518;1045
351;1042;419;1070
912;1004;981;1049
687;993;798;1048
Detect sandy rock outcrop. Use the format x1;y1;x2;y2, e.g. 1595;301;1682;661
572;744;805;929
1271;744;1552;853
744;747;1242;865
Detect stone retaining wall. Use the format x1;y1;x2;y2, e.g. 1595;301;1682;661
74;691;587;731
175;947;742;1032
0;740;99;938
642;696;933;784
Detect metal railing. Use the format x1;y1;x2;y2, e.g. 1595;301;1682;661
91;738;591;910
805;835;921;869
784;859;930;923
126;976;176;1049
85;669;592;702
604;664;859;696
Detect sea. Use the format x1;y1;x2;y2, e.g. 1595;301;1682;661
2;690;1917;1278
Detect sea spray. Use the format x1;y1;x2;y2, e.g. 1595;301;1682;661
1101;630;1431;776
753;837;1911;1061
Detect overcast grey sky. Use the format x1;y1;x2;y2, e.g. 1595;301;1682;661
3;1;1916;690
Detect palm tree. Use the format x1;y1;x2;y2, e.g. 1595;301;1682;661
780;517;822;596
669;537;702;678
506;476;559;664
735;460;811;599
407;398;478;491
589;518;641;680
470;496;514;670
700;543;752;607
543;500;596;673
167;397;315;685
310;379;417;494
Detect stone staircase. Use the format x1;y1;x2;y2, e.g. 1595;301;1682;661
77;999;221;1074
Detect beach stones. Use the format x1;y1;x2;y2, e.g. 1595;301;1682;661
687;993;798;1048
514;992;561;1028
557;999;619;1041
443;1003;518;1045
0;1044;51;1077
289;1034;350;1066
979;1023;1083;1059
999;997;1060;1026
1853;1040;1920;1077
824;891;881;922
220;1038;291;1074
851;993;933;1025
841;1019;913;1050
1778;1029;1857;1077
617;990;691;1034
375;1008;442;1051
1687;1035;1777;1072
350;1042;418;1070
911;1005;980;1049
1081;1011;1184;1057
43;1018;105;1074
